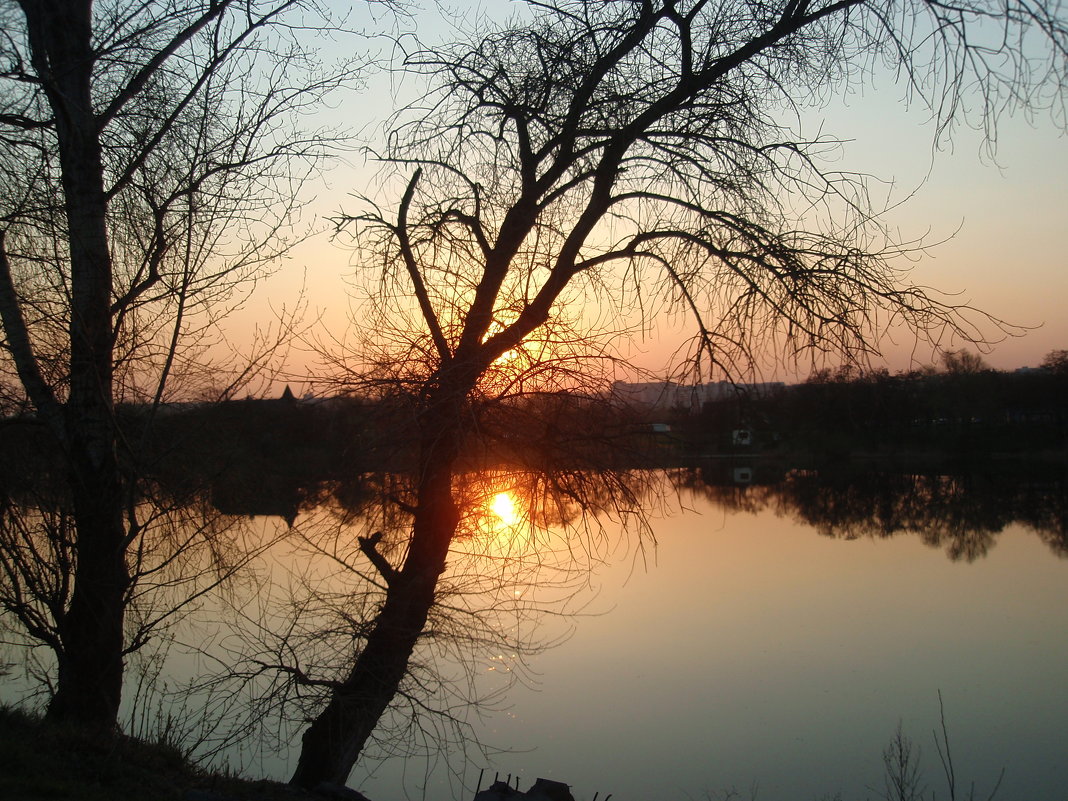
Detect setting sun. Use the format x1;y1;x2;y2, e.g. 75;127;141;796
490;491;520;526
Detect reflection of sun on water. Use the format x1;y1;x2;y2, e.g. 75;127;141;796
490;491;520;527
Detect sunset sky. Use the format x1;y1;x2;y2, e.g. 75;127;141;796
234;1;1068;390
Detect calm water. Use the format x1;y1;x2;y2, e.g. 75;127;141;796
344;471;1068;801
421;505;1068;801
4;468;1067;800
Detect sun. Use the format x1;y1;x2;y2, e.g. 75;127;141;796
490;491;520;527
483;319;522;367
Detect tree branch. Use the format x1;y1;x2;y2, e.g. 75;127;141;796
0;230;63;437
358;530;399;585
396;168;452;362
95;0;237;128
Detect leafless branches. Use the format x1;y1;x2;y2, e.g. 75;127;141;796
343;0;1065;385
295;0;1065;783
0;0;371;727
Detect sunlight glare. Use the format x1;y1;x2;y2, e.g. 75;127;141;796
490;491;520;526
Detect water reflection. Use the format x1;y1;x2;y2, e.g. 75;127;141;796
188;466;659;789
180;448;1068;567
190;462;1067;788
0;476;277;683
670;462;1068;561
3;459;1066;798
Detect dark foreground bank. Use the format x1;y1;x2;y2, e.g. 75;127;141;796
0;706;371;801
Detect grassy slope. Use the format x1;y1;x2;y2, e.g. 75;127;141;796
0;706;313;801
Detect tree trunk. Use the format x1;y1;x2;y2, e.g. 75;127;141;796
47;456;128;729
20;0;130;730
290;394;464;788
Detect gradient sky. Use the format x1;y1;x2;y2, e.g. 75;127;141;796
230;1;1068;390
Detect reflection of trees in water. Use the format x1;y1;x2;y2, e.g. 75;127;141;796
777;472;1009;562
158;462;1065;780
669;465;781;516
0;460;651;773
229;464;1063;773
208;467;655;788
0;477;278;746
1012;479;1068;558
671;465;1068;562
9;461;1061;775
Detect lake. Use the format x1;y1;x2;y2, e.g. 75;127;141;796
341;468;1068;801
3;464;1067;801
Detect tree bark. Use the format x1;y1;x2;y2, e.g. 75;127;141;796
18;0;130;730
290;390;464;788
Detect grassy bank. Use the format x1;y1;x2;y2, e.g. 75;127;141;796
0;706;314;801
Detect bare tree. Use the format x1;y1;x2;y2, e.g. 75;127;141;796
1040;348;1068;374
222;463;649;793
879;722;927;801
287;0;1066;787
940;349;989;374
0;0;363;731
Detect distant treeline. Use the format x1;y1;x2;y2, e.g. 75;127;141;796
4;376;1066;550
674;362;1068;457
4;361;1066;508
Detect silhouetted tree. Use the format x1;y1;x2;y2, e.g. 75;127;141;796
940;349;989;375
291;0;1067;786
1041;349;1068;374
0;0;359;731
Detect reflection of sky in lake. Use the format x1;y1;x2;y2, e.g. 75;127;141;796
353;494;1068;801
4;476;1065;801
